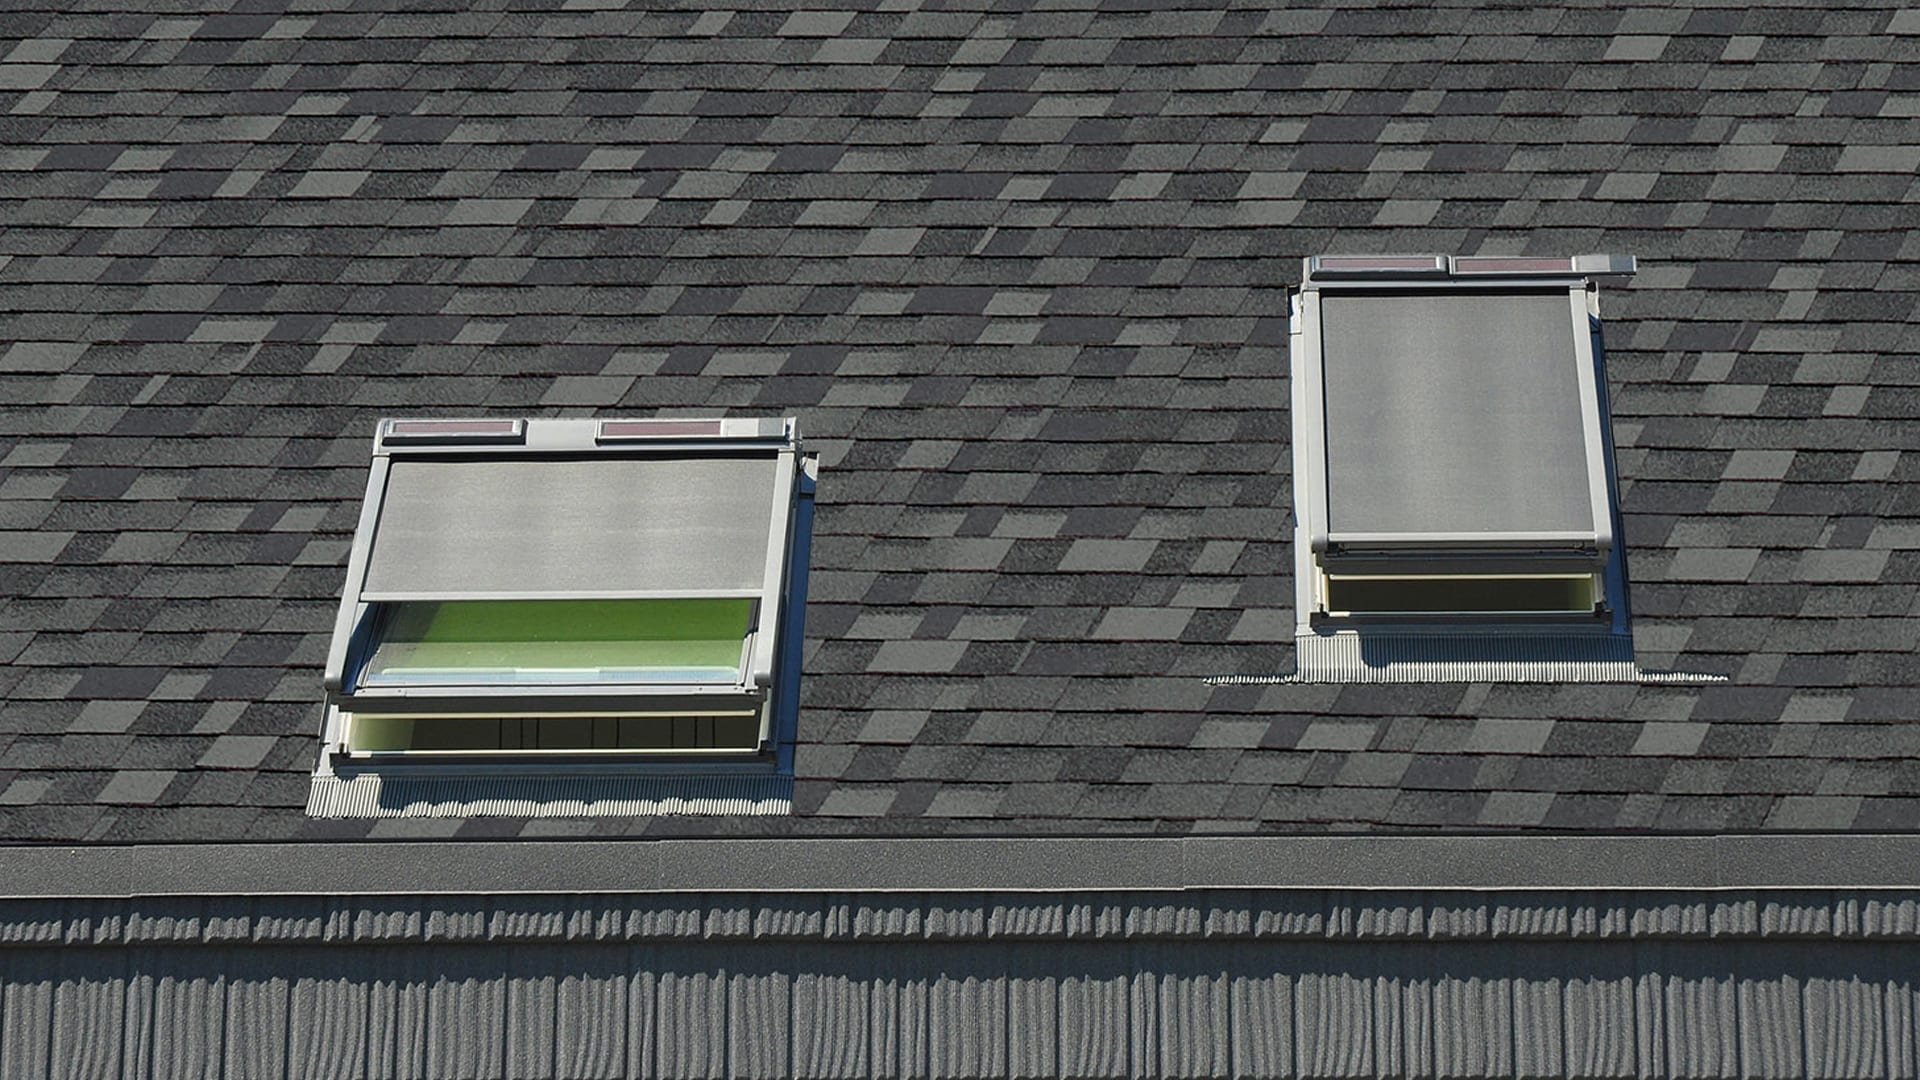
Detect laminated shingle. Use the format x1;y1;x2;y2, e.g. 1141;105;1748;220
0;0;1912;840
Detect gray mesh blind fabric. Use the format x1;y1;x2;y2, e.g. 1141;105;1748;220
1320;291;1594;537
363;455;778;596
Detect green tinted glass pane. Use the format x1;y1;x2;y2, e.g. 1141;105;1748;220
361;599;752;686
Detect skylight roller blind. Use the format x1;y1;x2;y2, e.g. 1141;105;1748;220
361;455;778;598
1319;291;1596;541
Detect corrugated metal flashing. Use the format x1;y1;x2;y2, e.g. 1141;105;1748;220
1290;629;1641;682
306;772;794;819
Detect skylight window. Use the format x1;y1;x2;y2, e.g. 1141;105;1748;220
310;417;811;816
1288;254;1647;682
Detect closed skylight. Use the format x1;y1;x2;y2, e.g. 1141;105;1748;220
1288;254;1645;682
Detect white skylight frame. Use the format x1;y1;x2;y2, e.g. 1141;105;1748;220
319;416;804;760
1289;255;1642;682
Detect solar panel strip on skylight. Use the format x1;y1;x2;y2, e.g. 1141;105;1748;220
1451;256;1576;274
382;419;525;444
1312;255;1449;277
362;455;777;596
1319;290;1594;539
597;419;728;441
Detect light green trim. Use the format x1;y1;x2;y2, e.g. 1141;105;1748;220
364;598;752;682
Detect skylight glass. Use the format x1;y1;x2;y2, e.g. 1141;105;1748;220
359;598;753;686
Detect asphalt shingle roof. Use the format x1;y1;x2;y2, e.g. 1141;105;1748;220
1;0;1917;841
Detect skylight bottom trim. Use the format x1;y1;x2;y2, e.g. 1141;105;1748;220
306;773;792;818
1292;630;1640;683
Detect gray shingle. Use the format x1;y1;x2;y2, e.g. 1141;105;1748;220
69;701;143;734
95;770;175;805
1295;722;1376;752
195;735;279;769
1795;550;1891;582
1090;607;1193;640
444;198;532;225
0;529;73;561
1462;719;1555;755
286;170;367;199
777;11;855;37
1666;549;1761;581
1630;722;1710;757
1058;539;1157;573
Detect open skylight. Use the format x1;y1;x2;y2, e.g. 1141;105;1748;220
310;416;812;816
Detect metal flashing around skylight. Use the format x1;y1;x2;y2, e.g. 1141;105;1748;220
1302;254;1637;284
1572;254;1638;277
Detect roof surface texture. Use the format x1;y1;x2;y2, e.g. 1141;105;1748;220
1;0;1917;842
